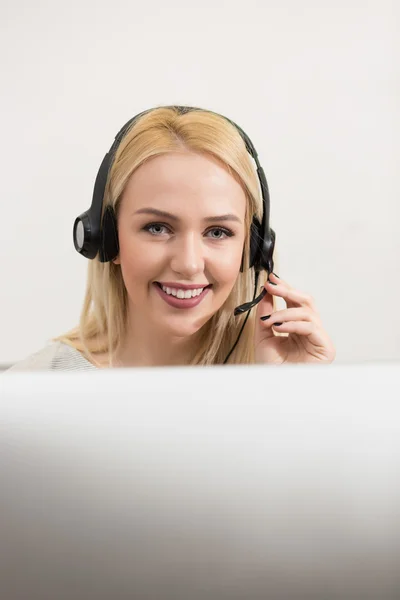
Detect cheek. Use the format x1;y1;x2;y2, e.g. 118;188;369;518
117;232;153;286
119;254;157;289
210;242;244;283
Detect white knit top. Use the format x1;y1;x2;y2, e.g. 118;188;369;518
6;342;98;372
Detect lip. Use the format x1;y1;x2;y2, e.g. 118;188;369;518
153;282;211;309
157;282;210;290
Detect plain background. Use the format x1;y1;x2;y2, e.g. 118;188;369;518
0;0;399;366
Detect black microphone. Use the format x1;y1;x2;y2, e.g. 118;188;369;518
234;287;267;316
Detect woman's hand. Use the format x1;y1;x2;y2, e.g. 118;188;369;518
254;272;336;365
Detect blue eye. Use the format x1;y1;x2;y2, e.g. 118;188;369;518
143;223;170;236
206;227;233;240
142;223;234;239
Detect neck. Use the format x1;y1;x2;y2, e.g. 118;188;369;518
114;312;205;368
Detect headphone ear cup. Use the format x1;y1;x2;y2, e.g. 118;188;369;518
239;218;261;272
249;217;262;269
256;228;275;274
263;228;276;274
245;220;276;274
99;206;119;262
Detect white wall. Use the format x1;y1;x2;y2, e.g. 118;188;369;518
1;0;399;366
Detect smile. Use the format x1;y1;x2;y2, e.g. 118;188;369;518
154;283;212;309
160;285;205;298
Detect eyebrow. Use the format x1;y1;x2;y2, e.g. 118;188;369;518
133;208;242;224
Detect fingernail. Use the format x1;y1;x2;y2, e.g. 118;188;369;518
274;322;283;326
260;315;271;321
272;273;280;278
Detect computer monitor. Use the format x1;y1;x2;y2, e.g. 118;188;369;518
1;363;400;599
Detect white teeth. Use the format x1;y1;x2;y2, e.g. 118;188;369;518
161;285;205;299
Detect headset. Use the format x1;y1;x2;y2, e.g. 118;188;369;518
73;105;276;363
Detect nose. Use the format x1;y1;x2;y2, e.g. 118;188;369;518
170;232;205;279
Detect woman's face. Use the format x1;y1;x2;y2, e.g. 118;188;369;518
114;151;247;339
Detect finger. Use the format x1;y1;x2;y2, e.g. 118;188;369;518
265;279;317;310
268;272;286;285
268;272;295;289
260;307;318;327
255;286;276;340
272;321;328;348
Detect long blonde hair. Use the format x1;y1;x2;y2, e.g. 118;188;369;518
55;106;272;366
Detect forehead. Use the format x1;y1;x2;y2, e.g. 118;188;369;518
121;151;247;216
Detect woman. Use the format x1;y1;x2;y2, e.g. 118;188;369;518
8;106;335;371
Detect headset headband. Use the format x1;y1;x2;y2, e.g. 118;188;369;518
73;105;275;274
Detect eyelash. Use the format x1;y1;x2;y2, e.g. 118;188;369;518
142;223;234;240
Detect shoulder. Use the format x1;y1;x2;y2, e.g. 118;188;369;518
5;342;97;372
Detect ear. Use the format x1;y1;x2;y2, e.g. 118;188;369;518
112;255;121;265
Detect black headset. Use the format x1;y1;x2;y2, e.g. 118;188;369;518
73;105;276;362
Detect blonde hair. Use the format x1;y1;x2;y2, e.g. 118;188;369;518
55;106;273;366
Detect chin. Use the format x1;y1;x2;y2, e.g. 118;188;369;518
157;313;212;339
